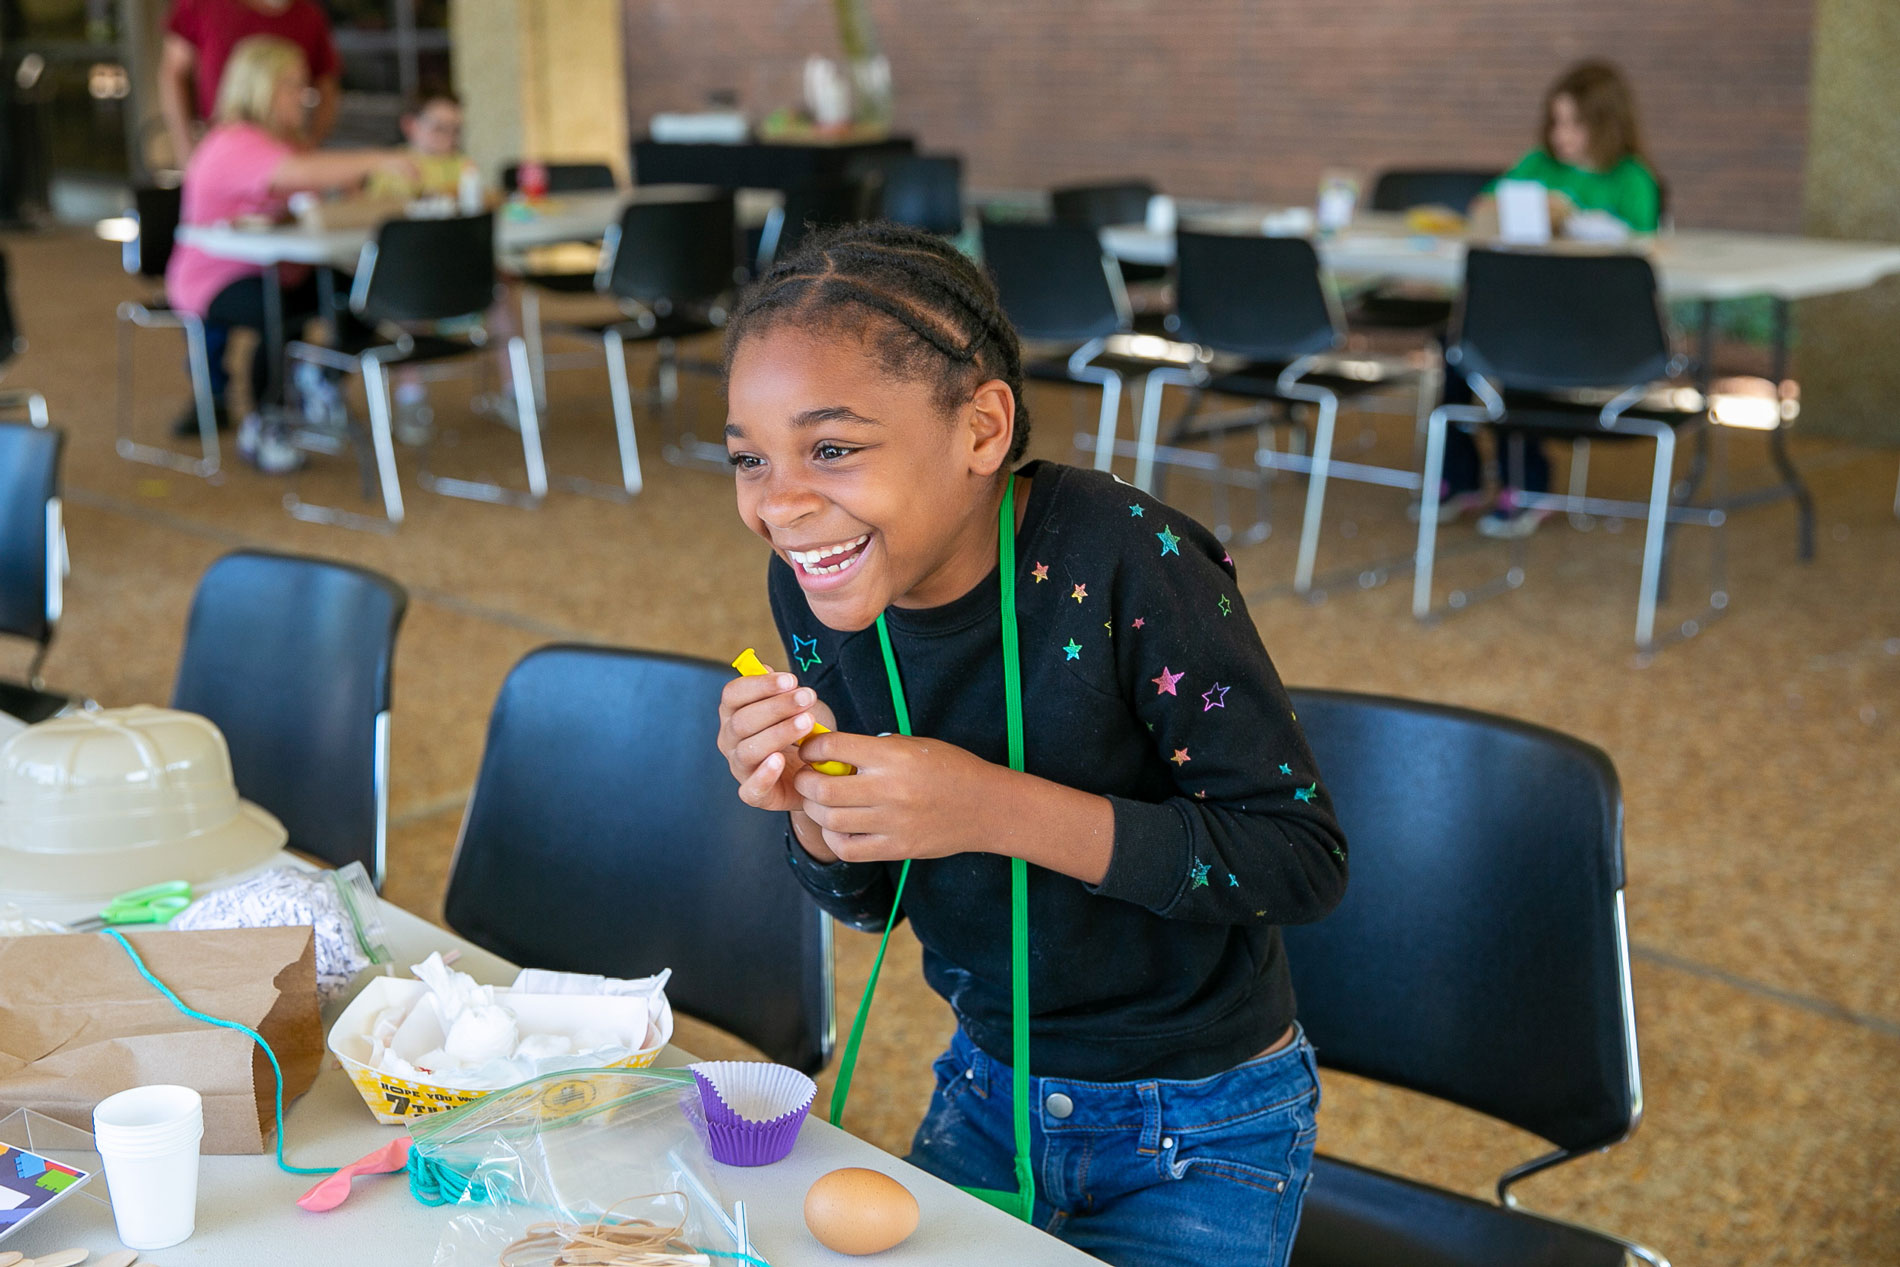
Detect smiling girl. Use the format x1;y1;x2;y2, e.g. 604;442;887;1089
715;223;1348;1267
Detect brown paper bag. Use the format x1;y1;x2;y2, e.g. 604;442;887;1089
0;926;321;1154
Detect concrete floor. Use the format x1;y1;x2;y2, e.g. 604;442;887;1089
4;227;1896;1264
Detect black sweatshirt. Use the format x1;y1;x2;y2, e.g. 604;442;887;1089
770;460;1348;1081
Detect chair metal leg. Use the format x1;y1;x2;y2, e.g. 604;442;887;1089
601;328;645;496
1413;409;1448;620
522;285;548;411
0;387;50;426
363;359;407;523
415;348;546;509
113;305;221;480
511;336;550;500
1566;439;1594;530
1134;369;1168;492
1292;394;1337;594
1635;426;1678;651
1091;373;1123;475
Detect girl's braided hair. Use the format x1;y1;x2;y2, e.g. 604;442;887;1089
722;221;1033;463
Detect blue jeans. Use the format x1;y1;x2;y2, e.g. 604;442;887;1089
907;1026;1320;1267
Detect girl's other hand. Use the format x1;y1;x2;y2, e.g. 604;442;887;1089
791;731;1000;863
716;666;834;815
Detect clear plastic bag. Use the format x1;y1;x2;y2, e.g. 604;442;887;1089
414;1067;765;1267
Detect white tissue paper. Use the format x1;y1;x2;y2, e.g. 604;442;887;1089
356;952;672;1091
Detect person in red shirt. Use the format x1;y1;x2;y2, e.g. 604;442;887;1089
159;0;340;168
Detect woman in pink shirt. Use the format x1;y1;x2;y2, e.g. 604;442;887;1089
165;35;414;470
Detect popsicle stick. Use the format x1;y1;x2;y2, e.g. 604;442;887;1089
25;1250;88;1267
95;1252;138;1267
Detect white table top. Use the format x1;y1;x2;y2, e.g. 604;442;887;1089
177;185;780;271
1;901;1097;1266
1099;213;1900;302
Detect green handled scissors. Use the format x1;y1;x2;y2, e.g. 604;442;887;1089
69;880;192;932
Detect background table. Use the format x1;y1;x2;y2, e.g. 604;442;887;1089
0;901;1099;1266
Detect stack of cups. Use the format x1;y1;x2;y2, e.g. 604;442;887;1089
91;1085;204;1251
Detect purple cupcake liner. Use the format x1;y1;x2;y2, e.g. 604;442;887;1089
691;1062;815;1167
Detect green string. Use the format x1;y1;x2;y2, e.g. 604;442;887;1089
827;475;1036;1223
104;928;338;1177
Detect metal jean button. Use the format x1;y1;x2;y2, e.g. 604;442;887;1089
1044;1091;1074;1119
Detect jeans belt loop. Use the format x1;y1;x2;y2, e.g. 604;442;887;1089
1137;1082;1164;1153
968;1044;992;1100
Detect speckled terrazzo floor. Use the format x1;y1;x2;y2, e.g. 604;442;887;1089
5;227;1896;1264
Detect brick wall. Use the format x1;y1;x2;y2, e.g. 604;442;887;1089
622;0;1813;232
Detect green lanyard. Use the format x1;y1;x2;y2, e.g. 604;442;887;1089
826;474;1035;1224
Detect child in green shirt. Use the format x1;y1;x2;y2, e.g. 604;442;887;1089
1446;61;1663;538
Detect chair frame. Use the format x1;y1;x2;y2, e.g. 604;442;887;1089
1135;234;1432;591
114;193;221;479
1411;262;1728;654
284;233;545;532
0;421;64;691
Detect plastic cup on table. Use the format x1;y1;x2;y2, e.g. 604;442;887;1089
92;1084;204;1251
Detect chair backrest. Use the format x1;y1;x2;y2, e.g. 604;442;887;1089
501;161;618;194
603;193;736;308
760;176;866;268
979;219;1126;344
1050;180;1156;230
127;185;183;279
443;646;835;1074
0;421;60;647
1368;168;1497;213
1281;688;1639;1156
171;551;408;885
1454;248;1672;392
1173;230;1340;363
354;213;497;325
874;155;964;236
0;247;22;367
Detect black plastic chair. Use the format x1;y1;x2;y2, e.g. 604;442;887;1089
0;248;49;427
1413;248;1721;653
871;155;964;236
541;192;737;473
1140;230;1427;584
755;175;866;272
981;218;1188;483
1351;169;1500;332
443;645;835;1074
171;550;407;887
115;185;221;479
286;213;545;530
1050;179;1168;285
1282;688;1662;1267
500;161;619;196
500;161;623;407
0;421;73;724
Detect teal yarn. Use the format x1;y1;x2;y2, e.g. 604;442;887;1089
104;928;338;1177
407;1150;478;1207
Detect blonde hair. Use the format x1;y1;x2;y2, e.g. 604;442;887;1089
213;35;306;130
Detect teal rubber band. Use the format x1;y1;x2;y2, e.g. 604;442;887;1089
104;928;338;1177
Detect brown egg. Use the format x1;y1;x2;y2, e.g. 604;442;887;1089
804;1166;921;1255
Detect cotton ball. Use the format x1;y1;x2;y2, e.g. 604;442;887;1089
513;1033;574;1061
443;1004;519;1063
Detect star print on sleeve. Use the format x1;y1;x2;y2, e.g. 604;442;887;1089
1201;682;1229;712
1279;763;1292;776
1294;783;1317;802
1228;873;1239;887
1152;666;1183;695
1189;859;1210;888
1063;638;1082;660
1071;583;1088;604
1032;562;1049;583
1217;595;1232;617
1171;747;1191;766
1157;525;1181;556
1132;617;1145;629
1129;503;1145;518
792;634;822;672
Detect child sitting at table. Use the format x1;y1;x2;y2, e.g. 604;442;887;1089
165;34;416;473
716;222;1348;1267
1442;59;1663;539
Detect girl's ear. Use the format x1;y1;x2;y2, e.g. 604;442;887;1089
964;378;1016;477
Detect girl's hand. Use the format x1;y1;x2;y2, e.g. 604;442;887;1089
790;731;1013;863
716;666;835;815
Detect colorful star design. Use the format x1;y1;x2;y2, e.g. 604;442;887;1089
1278;763;1292;776
1218;595;1232;617
1152;666;1184;696
1194;789;1207;800
1104;621;1113;636
1171;747;1192;766
792;634;822;672
1189;859;1210;888
1228;873;1240;887
1063;638;1082;661
1132;617;1145;629
1222;552;1234;567
1071;583;1088;604
1032;562;1049;583
1201;682;1230;712
1157;525;1181;556
1294;783;1317;803
1129;503;1145;517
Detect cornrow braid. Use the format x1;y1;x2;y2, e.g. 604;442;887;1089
723;221;1034;463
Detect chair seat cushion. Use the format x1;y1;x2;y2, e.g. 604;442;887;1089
1348;293;1455;331
1290;1155;1632;1267
1491;386;1705;437
335;332;488;367
554;311;722;342
519;272;602;295
1203;361;1398;403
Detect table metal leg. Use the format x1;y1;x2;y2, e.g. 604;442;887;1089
261;264;287;413
1766;298;1815;560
